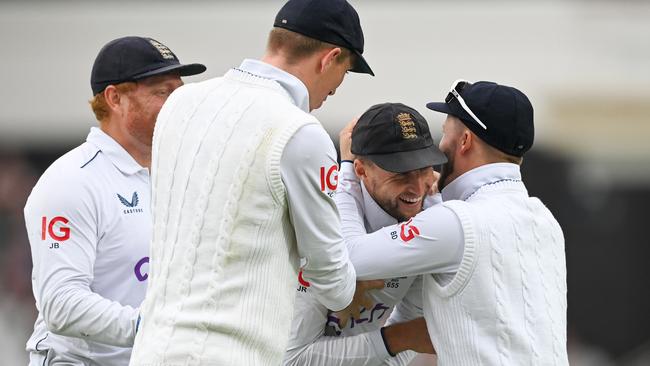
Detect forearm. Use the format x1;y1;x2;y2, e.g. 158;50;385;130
284;329;390;366
381;318;435;356
42;285;138;346
347;205;464;280
283;124;356;311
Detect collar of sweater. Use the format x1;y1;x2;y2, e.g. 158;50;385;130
441;163;524;202
230;59;310;113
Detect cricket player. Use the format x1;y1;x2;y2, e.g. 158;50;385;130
23;37;205;365
340;80;569;365
284;103;447;366
129;1;381;365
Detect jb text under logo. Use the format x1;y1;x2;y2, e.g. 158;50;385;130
42;216;70;249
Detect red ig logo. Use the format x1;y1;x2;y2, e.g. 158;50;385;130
41;216;71;241
298;270;311;287
399;218;420;242
320;165;338;192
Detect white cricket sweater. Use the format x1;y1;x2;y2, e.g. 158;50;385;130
428;173;569;365
129;64;355;366
343;163;568;365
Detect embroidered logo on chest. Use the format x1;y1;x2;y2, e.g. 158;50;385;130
117;191;144;214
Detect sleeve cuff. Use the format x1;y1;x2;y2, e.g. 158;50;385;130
365;328;393;360
338;161;357;180
379;327;397;357
313;261;357;312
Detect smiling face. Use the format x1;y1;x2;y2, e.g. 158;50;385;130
356;159;434;222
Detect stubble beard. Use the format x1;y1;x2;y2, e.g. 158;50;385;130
127;99;155;147
438;155;455;191
374;193;424;223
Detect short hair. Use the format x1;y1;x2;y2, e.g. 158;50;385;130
88;82;136;122
266;27;353;65
490;145;523;165
355;155;374;166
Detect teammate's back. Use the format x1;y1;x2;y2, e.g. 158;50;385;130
132;72;315;365
429;177;568;365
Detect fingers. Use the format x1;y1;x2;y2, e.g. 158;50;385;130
334;279;385;329
350;306;362;321
429;170;441;195
340;117;359;136
362;279;386;290
357;294;371;311
339;117;359;161
356;280;383;311
429;181;438;196
338;312;349;328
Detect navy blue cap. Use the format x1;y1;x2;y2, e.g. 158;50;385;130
273;0;374;76
90;36;206;95
426;81;534;157
352;103;447;173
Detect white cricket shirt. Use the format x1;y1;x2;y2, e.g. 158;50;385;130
24;127;150;365
284;163;443;366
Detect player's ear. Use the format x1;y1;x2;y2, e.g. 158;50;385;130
353;159;367;179
319;47;342;74
459;129;473;155
103;85;122;112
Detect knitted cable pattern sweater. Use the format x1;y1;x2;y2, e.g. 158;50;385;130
426;179;568;366
130;71;319;366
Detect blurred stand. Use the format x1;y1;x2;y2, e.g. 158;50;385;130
568;327;615;366
0;154;38;365
1;1;649;365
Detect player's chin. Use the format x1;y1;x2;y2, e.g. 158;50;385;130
312;99;325;111
397;206;419;221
